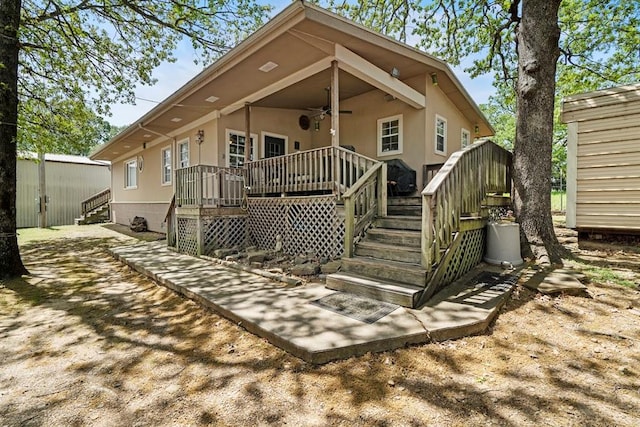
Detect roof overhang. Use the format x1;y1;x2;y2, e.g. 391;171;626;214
91;1;493;161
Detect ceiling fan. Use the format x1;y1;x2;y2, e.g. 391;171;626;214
307;87;352;119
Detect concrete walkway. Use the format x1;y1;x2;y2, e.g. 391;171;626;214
109;241;517;364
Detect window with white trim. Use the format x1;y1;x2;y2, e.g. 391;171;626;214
377;115;403;156
435;115;447;155
461;128;471;148
178;139;189;169
226;129;256;167
161;146;172;185
124;159;137;189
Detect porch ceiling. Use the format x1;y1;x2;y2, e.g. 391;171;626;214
93;2;492;161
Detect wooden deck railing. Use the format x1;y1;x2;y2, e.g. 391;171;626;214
421;140;512;269
245;146;378;196
422;163;445;189
165;195;176;247
342;162;387;257
175;165;246;208
81;188;110;216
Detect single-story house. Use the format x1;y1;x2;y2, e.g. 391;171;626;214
91;1;512;307
561;82;640;237
17;153;110;228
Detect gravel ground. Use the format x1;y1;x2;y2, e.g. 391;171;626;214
1;224;639;426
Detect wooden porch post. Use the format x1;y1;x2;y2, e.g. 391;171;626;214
244;102;251;163
330;60;339;147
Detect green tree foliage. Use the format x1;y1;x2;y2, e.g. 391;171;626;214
319;0;639;263
17;0;271;154
1;0;270;278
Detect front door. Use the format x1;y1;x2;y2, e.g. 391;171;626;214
264;135;286;158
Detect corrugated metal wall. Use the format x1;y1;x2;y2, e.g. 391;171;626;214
17;159;111;228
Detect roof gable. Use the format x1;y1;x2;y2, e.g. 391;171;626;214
92;1;491;160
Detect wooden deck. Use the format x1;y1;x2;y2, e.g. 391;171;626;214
169;140;513;306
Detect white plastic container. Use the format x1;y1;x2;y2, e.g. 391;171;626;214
484;222;524;267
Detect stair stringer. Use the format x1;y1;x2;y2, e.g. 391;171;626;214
417;231;463;307
416;218;488;308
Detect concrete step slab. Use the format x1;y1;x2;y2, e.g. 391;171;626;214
108;241;516;364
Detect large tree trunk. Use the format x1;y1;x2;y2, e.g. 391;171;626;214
0;0;28;278
512;0;564;265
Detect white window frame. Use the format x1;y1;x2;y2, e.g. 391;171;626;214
124;158;137;189
377;114;403;157
161;146;172;185
261;131;288;159
225;129;257;168
178;138;189;169
435;115;447;155
461;128;471;148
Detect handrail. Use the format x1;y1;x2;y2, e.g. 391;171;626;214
165;195;176;247
81;188;111;216
421;139;512;270
175;165;246;208
343;161;387;257
246;146;379;197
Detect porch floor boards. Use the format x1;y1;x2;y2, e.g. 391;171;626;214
109;241;516;364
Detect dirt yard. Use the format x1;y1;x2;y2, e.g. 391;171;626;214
1;223;639;426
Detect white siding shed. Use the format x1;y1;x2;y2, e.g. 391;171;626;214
561;83;640;234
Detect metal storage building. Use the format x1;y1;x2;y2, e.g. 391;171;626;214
17;153;110;228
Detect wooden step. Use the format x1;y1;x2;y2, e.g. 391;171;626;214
387;196;422;206
365;228;421;247
341;256;427;287
387;205;422;216
375;215;421;231
326;272;423;307
355;240;422;264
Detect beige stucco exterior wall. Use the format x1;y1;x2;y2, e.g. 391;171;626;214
110;121;219;232
109;72;481;228
216;107;319;165
340;73;476;189
423;77;476;164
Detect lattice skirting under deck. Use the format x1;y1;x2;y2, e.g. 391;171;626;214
176;215;251;256
437;227;486;292
176;217;198;255
248;196;345;259
202;216;251;255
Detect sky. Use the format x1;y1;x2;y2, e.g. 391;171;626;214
106;2;496;127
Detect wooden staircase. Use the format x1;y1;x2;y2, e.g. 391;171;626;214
326;140;514;309
327;197;427;307
75;188;110;225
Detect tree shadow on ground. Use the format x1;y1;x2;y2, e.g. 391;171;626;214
1;234;638;426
